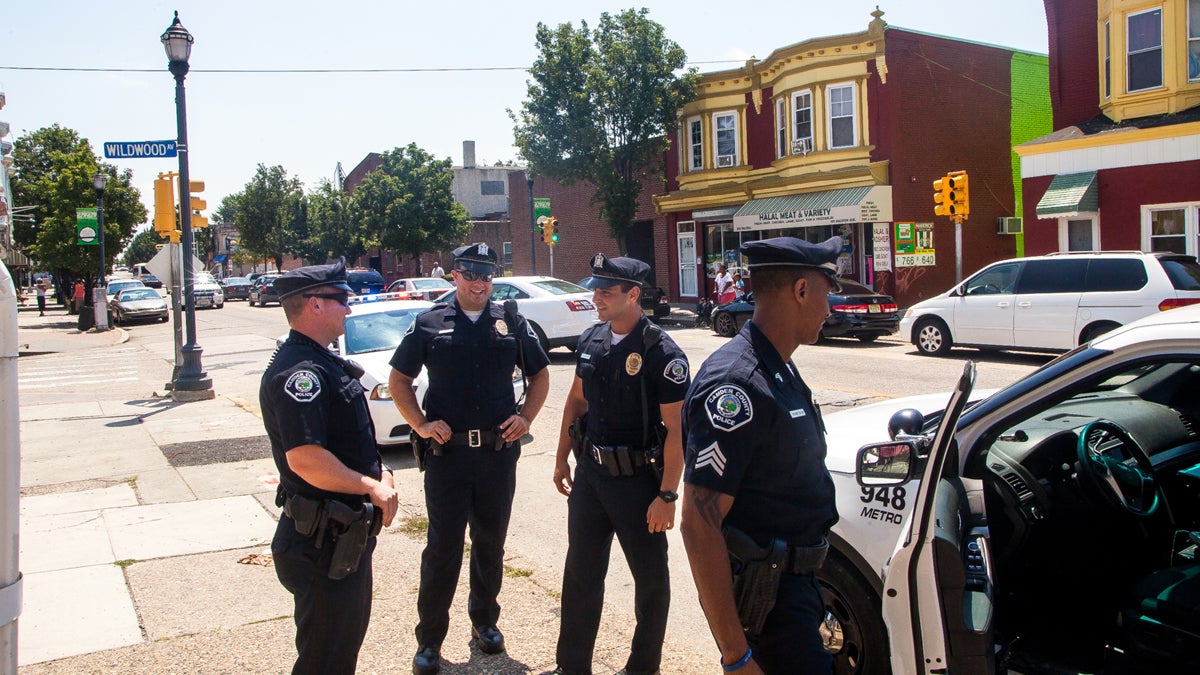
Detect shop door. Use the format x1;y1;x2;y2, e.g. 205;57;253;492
678;222;697;297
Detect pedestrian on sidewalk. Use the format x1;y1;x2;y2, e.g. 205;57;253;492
73;280;86;314
260;259;399;675
388;243;551;675
546;254;690;675
36;278;48;316
715;264;735;305
429;261;444;278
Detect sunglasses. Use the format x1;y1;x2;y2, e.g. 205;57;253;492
304;292;350;307
455;268;494;282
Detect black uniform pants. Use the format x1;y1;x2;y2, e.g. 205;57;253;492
556;455;669;675
272;514;376;675
751;572;832;675
416;442;520;648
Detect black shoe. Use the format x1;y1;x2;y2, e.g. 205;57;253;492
412;646;440;675
471;624;505;654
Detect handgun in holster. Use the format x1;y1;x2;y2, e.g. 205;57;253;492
326;501;380;581
568;416;587;462
724;525;787;636
411;435;430;472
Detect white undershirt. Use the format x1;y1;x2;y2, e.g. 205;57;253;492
610;330;629;346
463;309;484;322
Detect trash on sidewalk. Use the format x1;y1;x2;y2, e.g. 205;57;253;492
237;551;273;567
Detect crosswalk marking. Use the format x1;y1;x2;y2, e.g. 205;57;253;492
17;347;144;390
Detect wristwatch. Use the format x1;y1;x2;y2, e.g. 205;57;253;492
657;490;679;503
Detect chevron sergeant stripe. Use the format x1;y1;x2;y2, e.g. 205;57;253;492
694;442;727;476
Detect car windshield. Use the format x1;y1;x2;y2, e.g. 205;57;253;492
412;278;453;290
343;307;427;355
532;279;589;295
107;281;143;294
347;270;384;285
224;277;249;285
195;273;217;284
119;289;160;301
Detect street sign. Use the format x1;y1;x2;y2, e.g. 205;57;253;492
534;198;551;224
103;140;178;159
76;208;98;245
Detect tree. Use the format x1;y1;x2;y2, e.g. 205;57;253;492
510;8;696;252
230;164;305;271
11;125;148;299
122;229;161;266
301;179;367;264
350;144;470;275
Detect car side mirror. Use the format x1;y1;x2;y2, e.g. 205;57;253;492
856;441;917;486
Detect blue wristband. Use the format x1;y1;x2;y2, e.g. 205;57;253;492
721;646;753;672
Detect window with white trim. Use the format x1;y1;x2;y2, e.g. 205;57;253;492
1104;20;1111;97
1189;0;1200;81
792;90;813;155
713;111;739;168
827;84;856;149
1127;7;1163;92
687;116;703;171
775;98;787;159
1146;207;1192;254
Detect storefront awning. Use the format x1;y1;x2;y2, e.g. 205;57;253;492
1035;171;1098;219
2;248;31;269
732;185;892;231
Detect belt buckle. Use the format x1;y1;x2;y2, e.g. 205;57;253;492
468;429;482;448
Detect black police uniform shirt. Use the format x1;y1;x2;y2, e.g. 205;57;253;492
260;330;382;504
389;300;550;432
576;316;690;447
682;321;838;546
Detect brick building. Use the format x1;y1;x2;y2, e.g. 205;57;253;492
654;9;1052;307
1016;0;1200;256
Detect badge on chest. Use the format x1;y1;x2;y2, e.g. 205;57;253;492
625;353;643;376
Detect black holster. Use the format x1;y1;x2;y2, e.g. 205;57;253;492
568;416;586;462
724;525;787;636
280;488;324;539
326;501;380;581
412;435;430;472
645;445;665;483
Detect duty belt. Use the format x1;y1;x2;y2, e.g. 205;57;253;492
433;429;509;452
783;538;829;575
584;438;650;477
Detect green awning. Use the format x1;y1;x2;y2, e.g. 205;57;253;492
732;186;892;231
735;187;874;218
1036;171;1098;218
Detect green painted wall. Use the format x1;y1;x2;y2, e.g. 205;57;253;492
1010;52;1053;257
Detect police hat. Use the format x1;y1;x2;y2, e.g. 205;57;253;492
452;243;499;274
740;236;843;292
274;258;355;300
585;252;651;289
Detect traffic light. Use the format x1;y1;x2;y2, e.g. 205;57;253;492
182;179;208;228
947;171;969;217
933;175;953;217
153;174;179;241
543;216;559;246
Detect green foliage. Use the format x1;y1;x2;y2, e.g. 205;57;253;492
349;144;471;272
227;164;306;271
510;8;696;250
11;124;148;285
300;179;367;264
122;229;162;266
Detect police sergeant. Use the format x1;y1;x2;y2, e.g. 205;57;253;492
388;243;551;675
260;260;399;674
679;237;843;674
548;254;690;675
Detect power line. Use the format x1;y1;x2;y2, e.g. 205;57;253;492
0;60;741;74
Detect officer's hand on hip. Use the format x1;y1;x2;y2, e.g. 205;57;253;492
553;460;573;496
416;420;451;444
646;498;676;533
498;414;530;443
368;480;400;528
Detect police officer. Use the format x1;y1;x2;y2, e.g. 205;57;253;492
679;237;843;675
388;243;551;675
548;254;690;675
260;260;399;675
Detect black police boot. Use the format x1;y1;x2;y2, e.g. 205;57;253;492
471;624;505;654
412;646;440;675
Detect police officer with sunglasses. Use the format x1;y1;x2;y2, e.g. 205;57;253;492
388;243;551;675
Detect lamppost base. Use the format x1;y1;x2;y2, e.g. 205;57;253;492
172;345;213;397
171;388;215;402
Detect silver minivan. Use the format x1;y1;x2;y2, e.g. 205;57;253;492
899;251;1200;355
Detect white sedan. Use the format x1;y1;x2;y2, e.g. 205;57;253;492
437;276;598;351
385;277;453;301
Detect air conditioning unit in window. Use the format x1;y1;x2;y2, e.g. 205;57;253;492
716;155;735;168
997;217;1023;235
791;138;812;156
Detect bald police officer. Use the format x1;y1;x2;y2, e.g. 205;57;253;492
548;254;690;675
679;237;843;675
261;260;399;674
389;243;551;675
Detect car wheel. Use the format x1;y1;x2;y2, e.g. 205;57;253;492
914;318;952;356
713;311;738;337
857;334;878;343
817;555;892;675
1079;321;1120;345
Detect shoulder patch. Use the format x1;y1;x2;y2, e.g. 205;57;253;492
284;369;322;403
705;385;753;432
663;358;688;385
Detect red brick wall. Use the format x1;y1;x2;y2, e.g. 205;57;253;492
1044;0;1102;129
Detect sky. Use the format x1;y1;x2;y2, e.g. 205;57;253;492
1;1;1051;231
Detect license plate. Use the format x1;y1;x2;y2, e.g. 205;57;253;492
197;298;212;307
868;304;881;313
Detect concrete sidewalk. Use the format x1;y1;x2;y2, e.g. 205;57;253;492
15;301;128;356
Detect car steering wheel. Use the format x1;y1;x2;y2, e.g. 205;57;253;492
1076;420;1159;517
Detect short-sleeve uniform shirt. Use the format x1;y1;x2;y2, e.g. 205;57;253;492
683;321;838;546
260;330;382;504
576;316;690;446
389;300;550;431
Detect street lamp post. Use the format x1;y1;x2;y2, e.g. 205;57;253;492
527;177;536;275
91;171;109;330
162;11;212;398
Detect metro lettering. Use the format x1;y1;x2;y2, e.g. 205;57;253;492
860;506;904;525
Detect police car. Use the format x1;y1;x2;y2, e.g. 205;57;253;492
330;294;525;448
819;303;1200;674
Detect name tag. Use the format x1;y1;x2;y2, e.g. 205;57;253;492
437;329;454;334
789;408;807;418
580;353;591;360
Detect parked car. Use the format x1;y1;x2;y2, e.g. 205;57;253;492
346;268;386;295
220;276;253;300
900;251;1200;356
438;276;599;351
386;277;454;301
105;279;147;303
248;274;283;306
139;273;163;289
578;277;671;319
817;303;1200;674
109;287;168;324
708;279;899;342
192;272;225;309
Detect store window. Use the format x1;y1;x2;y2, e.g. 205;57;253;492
1146;207;1190;254
792;90;813;154
687;116;703;171
1127;7;1163;92
713;111;739;168
827;84;856;149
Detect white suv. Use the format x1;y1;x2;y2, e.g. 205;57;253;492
900;251;1200;355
